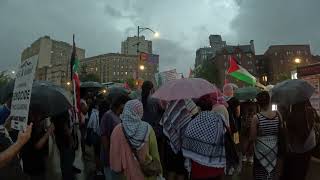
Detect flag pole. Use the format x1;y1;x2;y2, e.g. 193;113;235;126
71;34;79;124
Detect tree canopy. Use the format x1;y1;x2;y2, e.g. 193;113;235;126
194;60;222;86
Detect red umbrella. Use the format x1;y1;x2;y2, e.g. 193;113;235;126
152;78;218;101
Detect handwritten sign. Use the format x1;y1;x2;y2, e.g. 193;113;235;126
10;56;38;130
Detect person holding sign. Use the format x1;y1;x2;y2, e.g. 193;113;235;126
21;110;54;180
0;123;33;179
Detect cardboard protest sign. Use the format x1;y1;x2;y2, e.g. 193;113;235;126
10;56;38;130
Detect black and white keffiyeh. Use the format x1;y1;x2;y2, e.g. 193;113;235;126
182;111;226;168
255;136;278;174
121;100;150;150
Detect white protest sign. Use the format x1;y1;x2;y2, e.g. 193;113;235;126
10;56;38;130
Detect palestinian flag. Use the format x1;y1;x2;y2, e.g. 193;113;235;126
70;35;81;113
227;56;256;85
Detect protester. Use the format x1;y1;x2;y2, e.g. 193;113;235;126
210;93;230;128
141;81;164;137
227;97;241;135
21;110;54;180
110;100;162;180
240;101;257;164
162;99;198;180
52;110;77;180
250;91;280;180
79;99;88;156
281;100;317;180
141;81;165;170
0;123;33;180
182;95;226;180
86;101;103;176
100;94;129;180
0;95;12;125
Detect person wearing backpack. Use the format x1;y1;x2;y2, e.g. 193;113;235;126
281;100;317;180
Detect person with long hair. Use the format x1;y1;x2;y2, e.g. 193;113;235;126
110;100;162;180
240;101;257;164
281;100;317;180
141;81;164;137
141;81;165;173
250;91;280;180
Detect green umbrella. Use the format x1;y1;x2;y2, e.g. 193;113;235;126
235;87;261;101
107;87;130;102
129;91;141;99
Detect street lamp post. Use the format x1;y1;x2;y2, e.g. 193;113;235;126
136;26;158;84
292;58;302;79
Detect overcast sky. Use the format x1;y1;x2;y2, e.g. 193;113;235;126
1;0;320;75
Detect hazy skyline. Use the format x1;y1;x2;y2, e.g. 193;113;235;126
1;0;319;75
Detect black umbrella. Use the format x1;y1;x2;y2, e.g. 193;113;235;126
30;81;73;116
0;80;72;116
271;79;315;105
107;87;130;102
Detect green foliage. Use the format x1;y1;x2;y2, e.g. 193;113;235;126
194;60;222;86
126;78;136;89
80;73;100;82
0;71;12;88
276;73;291;82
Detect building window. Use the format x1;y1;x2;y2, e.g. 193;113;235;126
121;72;123;75
274;52;277;56
117;72;119;75
237;53;241;58
247;53;252;58
286;51;289;55
121;66;123;69
125;72;128;75
297;50;301;55
280;60;283;64
95;67;98;71
248;61;252;65
306;58;309;63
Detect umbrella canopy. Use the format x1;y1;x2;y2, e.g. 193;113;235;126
80;81;103;88
152;78;218;101
271;79;315;105
235;87;261;101
31;81;73;116
107;86;130;102
0;80;15;103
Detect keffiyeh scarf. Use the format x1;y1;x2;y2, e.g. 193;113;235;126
161;99;198;154
182;111;226;168
121;100;150;150
255;136;278;174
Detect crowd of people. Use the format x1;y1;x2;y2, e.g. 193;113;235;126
0;80;319;180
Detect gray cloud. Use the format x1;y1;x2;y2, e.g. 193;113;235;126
153;39;194;73
104;5;124;17
0;0;239;75
232;0;320;54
